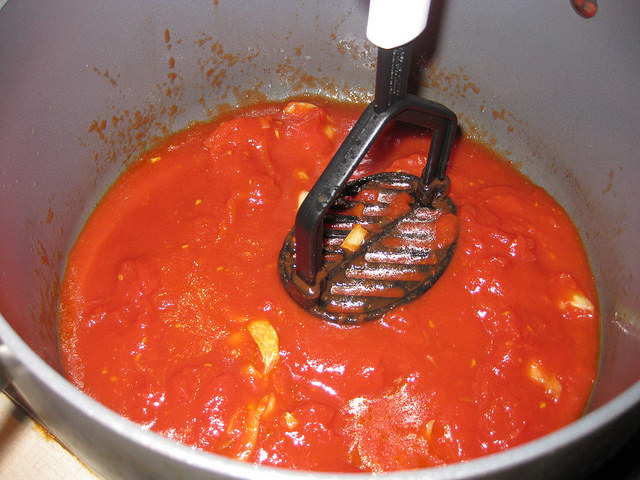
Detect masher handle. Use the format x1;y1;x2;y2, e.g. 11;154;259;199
373;44;413;113
292;0;453;290
369;0;431;112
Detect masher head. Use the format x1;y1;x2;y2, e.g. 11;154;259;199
279;171;457;325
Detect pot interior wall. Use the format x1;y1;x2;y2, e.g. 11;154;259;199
0;0;375;370
1;0;639;449
419;1;640;410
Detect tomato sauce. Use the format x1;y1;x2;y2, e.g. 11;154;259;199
58;100;599;472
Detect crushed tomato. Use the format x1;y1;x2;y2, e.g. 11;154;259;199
58;100;599;472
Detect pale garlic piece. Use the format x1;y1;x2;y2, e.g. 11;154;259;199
230;393;276;461
284;101;318;115
423;419;436;441
247;319;279;374
283;411;298;429
232;407;261;461
323;122;336;141
561;292;595;313
295;168;309;180
297;190;309;209
526;361;562;400
259;117;271;129
257;393;276;418
341;224;368;253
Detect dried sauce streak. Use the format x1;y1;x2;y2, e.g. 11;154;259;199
58;100;599;472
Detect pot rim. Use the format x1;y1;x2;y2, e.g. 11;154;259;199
2;312;639;479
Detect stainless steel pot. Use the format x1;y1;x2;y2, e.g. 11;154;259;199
1;1;639;479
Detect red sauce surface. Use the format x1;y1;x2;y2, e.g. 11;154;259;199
59;101;599;472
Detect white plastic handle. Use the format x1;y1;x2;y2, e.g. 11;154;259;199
366;0;432;49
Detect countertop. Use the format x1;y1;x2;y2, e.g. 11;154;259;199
0;392;98;480
2;389;640;480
